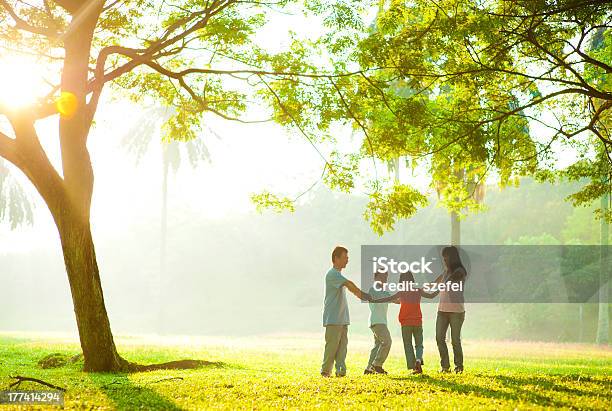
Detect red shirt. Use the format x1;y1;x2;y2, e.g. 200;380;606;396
398;290;423;326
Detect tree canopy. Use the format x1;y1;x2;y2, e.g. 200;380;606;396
261;0;612;233
1;1;609;235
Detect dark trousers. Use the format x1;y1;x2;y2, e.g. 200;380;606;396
436;311;465;370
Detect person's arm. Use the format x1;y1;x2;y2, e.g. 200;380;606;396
420;288;439;299
370;292;401;303
344;280;372;301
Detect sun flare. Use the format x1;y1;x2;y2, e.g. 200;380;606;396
0;55;50;110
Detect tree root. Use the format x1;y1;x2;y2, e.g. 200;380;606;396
57;352;223;373
125;359;223;372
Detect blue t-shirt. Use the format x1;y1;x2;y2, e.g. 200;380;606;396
323;267;350;326
368;287;392;326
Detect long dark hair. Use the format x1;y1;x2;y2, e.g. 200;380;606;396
442;246;466;275
399;271;415;283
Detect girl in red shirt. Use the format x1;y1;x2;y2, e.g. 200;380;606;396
373;271;437;374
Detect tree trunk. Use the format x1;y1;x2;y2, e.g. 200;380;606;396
448;167;463;342
578;304;583;343
52;1;128;369
2;114;128;371
597;174;609;345
450;167;464;246
451;211;460;246
393;157;403;242
55;207;130;372
446;210;460;343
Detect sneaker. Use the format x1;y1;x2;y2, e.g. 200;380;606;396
321;372;331;378
335;373;346;377
372;365;388;375
413;359;423;374
454;366;464;374
364;367;374;375
439;368;451;373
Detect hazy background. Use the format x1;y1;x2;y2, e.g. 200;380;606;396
1;96;609;343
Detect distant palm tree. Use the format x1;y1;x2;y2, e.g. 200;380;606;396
0;158;33;229
121;106;214;333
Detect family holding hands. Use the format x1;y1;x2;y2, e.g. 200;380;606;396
321;246;467;377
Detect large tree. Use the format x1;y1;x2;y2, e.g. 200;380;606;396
0;0;386;371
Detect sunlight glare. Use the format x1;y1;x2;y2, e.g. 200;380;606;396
0;55;49;110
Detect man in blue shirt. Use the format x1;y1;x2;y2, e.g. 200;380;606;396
321;246;372;377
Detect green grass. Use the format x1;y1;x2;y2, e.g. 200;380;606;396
0;332;611;410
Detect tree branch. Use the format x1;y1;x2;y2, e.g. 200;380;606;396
0;0;60;37
9;375;66;392
484;0;606;19
258;74;332;169
53;0;80;14
524;23;595;93
102;0;125;11
0;129;22;168
573;46;612;74
330;77;378;181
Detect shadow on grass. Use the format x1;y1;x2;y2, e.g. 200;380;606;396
388;372;607;408
89;373;184;410
491;374;610;399
88;362;227;410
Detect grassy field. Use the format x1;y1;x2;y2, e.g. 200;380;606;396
0;332;610;410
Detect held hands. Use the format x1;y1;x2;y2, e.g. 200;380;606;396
361;292;372;302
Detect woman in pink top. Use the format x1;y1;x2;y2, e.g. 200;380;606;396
435;246;467;373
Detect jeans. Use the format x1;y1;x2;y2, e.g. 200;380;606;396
436;311;465;370
367;324;392;368
401;325;424;370
321;325;348;375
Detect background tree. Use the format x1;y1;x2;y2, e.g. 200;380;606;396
289;0;610;232
0;158;33;228
121;105;213;333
